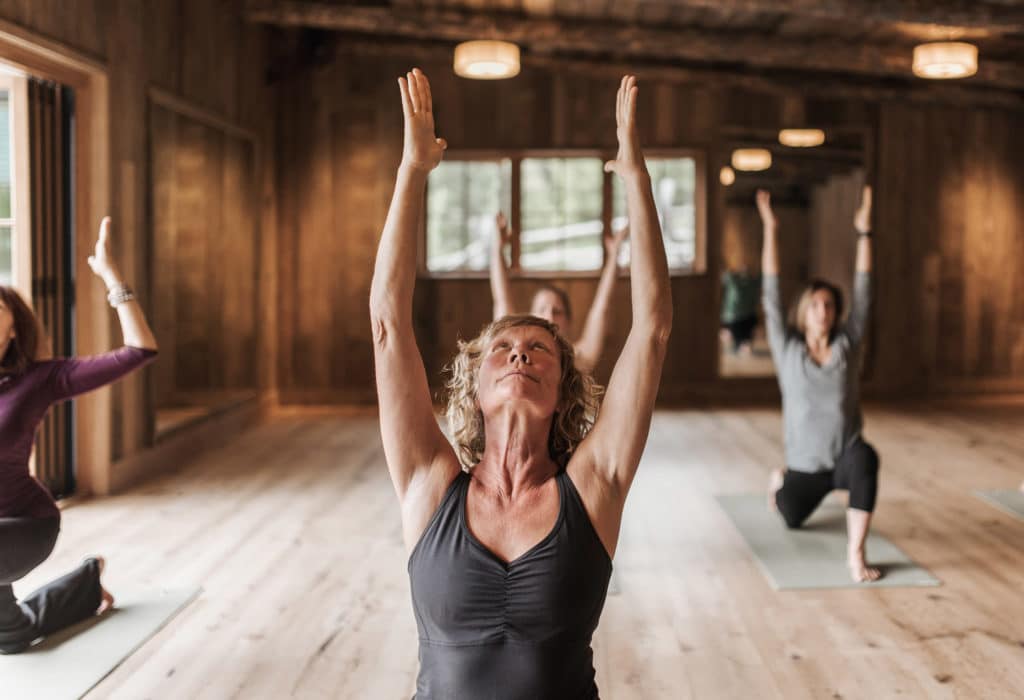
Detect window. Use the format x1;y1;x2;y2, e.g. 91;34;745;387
520;157;604;271
0;89;12;285
612;157;698;269
426;158;511;272
425;151;704;276
0;70;28;290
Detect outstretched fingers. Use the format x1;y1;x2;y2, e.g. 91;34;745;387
398;76;413;118
616;75;626;126
408;71;422;113
624;81;637;128
414;68;432;113
98;216;111;246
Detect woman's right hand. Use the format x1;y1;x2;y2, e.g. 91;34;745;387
495;211;512;245
398;68;447;173
87;217;124;288
756;189;777;231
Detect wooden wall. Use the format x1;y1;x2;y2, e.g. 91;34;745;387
876;103;1024;394
809;169;864;305
0;1;276;487
276;48;1024;404
721;203;810;290
150;103;259;406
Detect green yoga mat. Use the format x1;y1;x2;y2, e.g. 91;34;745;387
716;493;940;590
0;586;200;700
975;490;1024;520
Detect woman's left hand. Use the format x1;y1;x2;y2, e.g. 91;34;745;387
87;217;123;286
854;185;872;234
604;75;645;179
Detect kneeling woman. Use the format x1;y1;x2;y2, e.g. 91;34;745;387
757;186;882;583
0;218;158;653
370;69;671;698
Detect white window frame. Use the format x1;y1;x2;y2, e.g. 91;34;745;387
0;69;31;298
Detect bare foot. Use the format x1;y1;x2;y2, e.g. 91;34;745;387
847;550;882;583
94;556;115;615
768;468;784;512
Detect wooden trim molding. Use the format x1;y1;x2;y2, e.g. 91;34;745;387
0;20;113;496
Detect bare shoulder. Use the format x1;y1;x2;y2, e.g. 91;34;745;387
400;449;464;552
565;450;626;559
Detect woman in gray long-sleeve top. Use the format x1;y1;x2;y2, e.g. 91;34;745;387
757;186;882;583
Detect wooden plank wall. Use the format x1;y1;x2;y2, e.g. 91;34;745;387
0;1;276;481
149;104;259;406
875;102;1024;394
808;169;864;306
275;50;1024;404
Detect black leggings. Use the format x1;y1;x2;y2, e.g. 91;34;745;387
775;439;880;530
0;517;102;654
722;315;757;349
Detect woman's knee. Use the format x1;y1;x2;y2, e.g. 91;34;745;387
780;511;807;530
775;498;809;529
852;441;880;477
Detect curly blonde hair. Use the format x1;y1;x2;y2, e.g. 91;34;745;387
444;315;602;469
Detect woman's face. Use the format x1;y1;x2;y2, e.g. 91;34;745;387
804;288;837;339
529;290;570;333
476;324;562;420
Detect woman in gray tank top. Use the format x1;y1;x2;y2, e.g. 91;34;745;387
369;69;672;698
757;186;881;583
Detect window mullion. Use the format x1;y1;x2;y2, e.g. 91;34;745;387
510;156;521;271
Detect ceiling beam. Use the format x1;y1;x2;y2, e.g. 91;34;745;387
292;35;1024;111
245;1;1024;92
638;0;1024;32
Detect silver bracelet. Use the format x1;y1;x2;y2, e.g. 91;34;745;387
107;284;136;308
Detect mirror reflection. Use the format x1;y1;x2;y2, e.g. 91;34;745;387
719;130;867;378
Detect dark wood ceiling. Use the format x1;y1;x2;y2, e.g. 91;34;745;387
246;0;1024;97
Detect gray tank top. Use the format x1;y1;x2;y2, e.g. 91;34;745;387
408;470;612;699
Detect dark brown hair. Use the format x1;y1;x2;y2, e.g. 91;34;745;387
532;285;573;321
0;286;43;376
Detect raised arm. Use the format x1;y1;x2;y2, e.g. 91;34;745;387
89;217;158;351
846;185;873;347
490;211;514;319
853;185;872;275
570;77;672;551
574;224;628;373
756;190;786;360
45;218;158;399
369;69;460;542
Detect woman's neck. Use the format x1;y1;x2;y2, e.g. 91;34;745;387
804;330;830;353
473;408;558;501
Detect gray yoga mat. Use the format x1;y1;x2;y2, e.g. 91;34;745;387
0;586;200;700
716;493;940;590
975;490;1024;520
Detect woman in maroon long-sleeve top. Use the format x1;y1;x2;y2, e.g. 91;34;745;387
0;217;158;654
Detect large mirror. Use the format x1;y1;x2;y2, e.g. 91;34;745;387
718;128;868;378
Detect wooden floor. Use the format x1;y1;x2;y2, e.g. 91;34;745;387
22;404;1024;699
